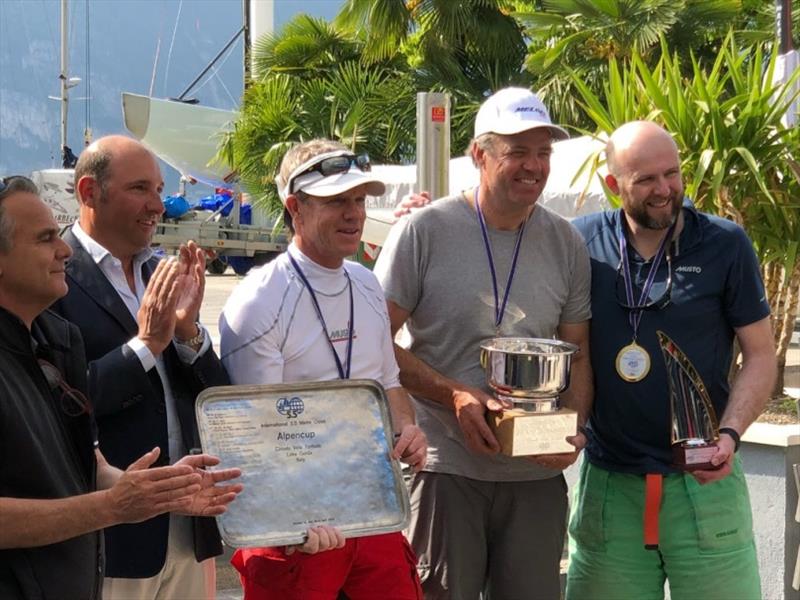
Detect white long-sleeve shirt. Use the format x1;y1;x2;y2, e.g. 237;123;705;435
220;243;400;389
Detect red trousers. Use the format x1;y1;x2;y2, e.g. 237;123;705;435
231;532;422;600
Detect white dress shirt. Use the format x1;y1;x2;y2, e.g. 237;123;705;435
71;222;210;462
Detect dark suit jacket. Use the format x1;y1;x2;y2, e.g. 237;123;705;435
50;230;230;578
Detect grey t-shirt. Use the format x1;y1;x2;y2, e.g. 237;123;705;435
374;194;592;481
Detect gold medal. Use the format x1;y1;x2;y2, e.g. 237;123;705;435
616;342;651;382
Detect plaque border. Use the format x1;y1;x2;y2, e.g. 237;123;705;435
195;379;411;547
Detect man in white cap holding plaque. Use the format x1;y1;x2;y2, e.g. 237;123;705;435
220;138;427;600
374;88;593;598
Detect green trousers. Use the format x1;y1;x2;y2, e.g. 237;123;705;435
566;458;760;600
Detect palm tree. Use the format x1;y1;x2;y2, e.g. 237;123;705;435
222;5;538;218
335;0;529;94
515;0;746;127
333;1;542;153
219;15;418;217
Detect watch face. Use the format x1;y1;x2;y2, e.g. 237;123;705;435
178;324;204;347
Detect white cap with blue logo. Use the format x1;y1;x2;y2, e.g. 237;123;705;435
474;87;569;140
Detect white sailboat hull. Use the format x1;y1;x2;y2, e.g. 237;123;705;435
122;92;237;188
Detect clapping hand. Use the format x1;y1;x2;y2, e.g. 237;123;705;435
174;241;207;341
174;453;244;517
137;258;184;356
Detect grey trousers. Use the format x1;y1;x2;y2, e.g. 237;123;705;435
407;471;567;600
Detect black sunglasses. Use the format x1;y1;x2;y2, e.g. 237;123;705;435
288;154;371;195
614;253;673;311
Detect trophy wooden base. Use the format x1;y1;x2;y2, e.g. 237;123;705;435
487;407;577;457
671;442;721;471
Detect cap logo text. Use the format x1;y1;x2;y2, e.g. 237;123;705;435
515;106;546;118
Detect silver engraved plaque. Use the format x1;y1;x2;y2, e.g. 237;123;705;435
195;379;410;548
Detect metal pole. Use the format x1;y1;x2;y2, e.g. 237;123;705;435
247;0;275;80
60;0;69;154
243;0;251;86
415;92;450;200
176;25;244;101
777;0;793;54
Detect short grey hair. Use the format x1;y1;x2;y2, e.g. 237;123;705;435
277;139;350;234
74;145;113;198
468;133;500;167
0;176;39;253
276;139;350;191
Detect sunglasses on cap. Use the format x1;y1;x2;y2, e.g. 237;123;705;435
287;153;371;196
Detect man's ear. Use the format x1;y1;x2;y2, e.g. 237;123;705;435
471;142;486;170
285;194;301;224
76;176;100;207
604;174;620;195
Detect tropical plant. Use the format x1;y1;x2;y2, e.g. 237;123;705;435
219;15;418;217
221;5;535;218
515;0;753;127
335;0;530;94
568;34;800;394
334;0;541;155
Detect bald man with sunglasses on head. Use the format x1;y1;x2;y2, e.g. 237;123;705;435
220;139;426;600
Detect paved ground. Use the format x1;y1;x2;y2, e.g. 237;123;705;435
200;270;240;351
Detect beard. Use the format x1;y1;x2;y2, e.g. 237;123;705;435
625;194;681;230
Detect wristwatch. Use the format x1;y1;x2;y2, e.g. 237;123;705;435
718;427;741;452
177;324;205;351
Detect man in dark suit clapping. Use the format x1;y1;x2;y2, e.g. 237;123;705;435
51;135;229;599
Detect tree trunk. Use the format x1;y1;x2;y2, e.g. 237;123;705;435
771;263;789;347
772;262;800;397
764;261;782;348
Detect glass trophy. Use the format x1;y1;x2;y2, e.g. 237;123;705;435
657;331;720;471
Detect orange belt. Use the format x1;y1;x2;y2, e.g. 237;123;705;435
644;473;663;550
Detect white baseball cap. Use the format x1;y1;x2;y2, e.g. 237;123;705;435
278;150;385;203
474;87;569;140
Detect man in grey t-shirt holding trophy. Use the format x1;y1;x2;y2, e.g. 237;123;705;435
374;87;592;599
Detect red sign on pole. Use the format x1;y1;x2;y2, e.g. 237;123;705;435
431;106;446;122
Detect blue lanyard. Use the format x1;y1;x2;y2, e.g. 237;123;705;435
474;187;529;331
617;212;676;339
288;254;354;380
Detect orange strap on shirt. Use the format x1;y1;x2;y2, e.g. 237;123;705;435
644;473;663;550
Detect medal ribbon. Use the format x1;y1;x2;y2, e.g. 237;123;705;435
618;213;676;339
474;187;529;331
288;253;354;380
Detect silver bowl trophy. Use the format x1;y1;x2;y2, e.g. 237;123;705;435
480;337;579;457
657;331;721;471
